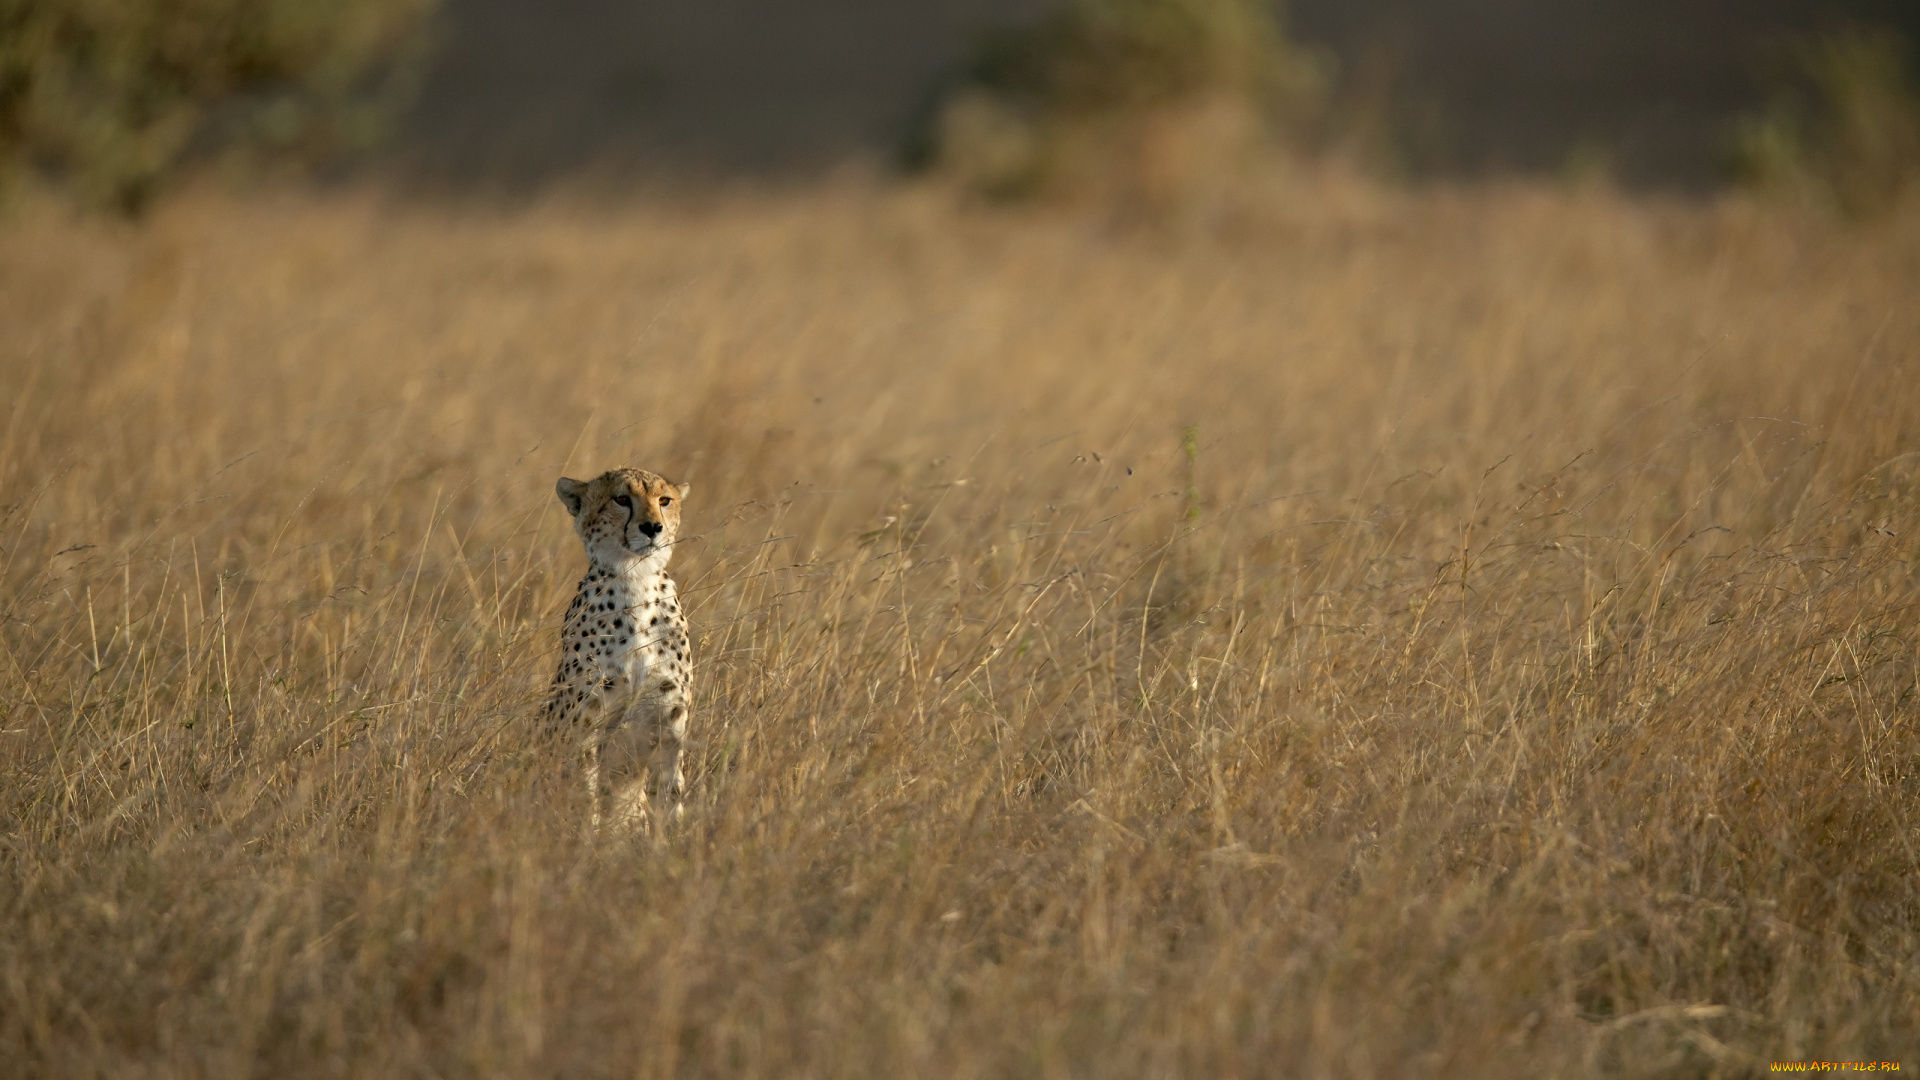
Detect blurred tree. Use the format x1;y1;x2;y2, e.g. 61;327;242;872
907;0;1329;203
0;0;438;212
1732;26;1920;216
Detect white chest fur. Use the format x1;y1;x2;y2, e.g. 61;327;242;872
563;562;683;700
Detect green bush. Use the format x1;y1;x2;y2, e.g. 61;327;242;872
0;0;438;212
1732;26;1920;216
908;0;1329;201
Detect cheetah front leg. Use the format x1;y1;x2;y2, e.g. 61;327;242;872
565;691;619;838
597;715;655;836
583;683;689;838
584;740;602;836
601;695;687;835
647;701;689;823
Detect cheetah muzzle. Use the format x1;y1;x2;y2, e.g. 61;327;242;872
544;466;693;835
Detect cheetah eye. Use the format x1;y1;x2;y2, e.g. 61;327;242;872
613;494;633;509
658;496;672;507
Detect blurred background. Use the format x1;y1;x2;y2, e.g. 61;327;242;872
404;0;1920;186
4;0;1918;209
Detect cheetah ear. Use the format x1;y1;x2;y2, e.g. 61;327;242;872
675;482;691;501
555;477;587;517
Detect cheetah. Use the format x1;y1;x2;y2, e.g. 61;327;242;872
545;467;693;834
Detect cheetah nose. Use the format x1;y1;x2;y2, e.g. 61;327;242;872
638;521;663;538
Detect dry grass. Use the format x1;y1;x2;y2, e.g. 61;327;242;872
1;171;1917;1078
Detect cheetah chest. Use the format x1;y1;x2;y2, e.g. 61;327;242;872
563;567;687;701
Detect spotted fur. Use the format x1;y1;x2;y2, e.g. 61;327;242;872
544;466;693;834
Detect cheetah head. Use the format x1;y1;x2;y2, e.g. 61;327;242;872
555;467;690;568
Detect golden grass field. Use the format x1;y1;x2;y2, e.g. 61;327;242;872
2;171;1917;1077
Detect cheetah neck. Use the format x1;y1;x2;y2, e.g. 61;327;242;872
588;546;672;583
575;560;673;609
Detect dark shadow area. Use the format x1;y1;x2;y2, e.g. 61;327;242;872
398;0;1920;189
400;0;1049;185
1292;0;1920;185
